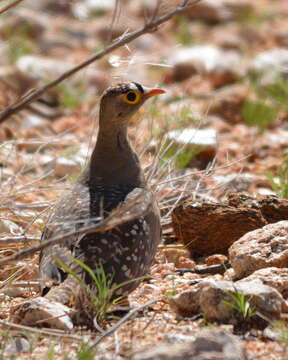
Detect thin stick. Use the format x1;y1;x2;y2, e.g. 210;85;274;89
1;281;40;288
0;319;83;340
0;0;25;15
89;299;159;349
0;236;39;245
153;155;250;188
106;0;121;44
0;0;201;123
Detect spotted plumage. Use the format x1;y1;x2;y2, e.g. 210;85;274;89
39;82;164;302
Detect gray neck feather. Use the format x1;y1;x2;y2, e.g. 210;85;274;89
86;124;144;187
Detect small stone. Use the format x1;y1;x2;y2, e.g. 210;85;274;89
0;8;47;40
167;45;243;86
257;188;276;196
2;287;28;298
208;84;247;124
177;256;196;269
169;282;204;317
184;0;233;23
42;156;82;178
276;32;288;47
237;267;288;299
239;26;266;46
190;328;247;359
165;128;218;169
170;278;285;324
0;219;23;235
4;337;30;355
11;297;74;330
72;0;114;19
200;279;284;323
0;66;38;98
186;0;253;24
164;333;194;344
138;284;160;296
160;246;191;268
16;55;107;93
167;61;198;83
223;267;236;280
55;157;82;177
229;221;288;278
151;263;176;276
16;55;74;80
21;115;47;129
167;128;217;149
26;0;72;13
132;328;247;360
250;48;288;84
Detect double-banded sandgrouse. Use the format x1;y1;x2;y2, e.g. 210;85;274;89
39;82;164;306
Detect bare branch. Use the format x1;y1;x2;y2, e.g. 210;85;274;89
89;299;160;349
0;0;201;124
0;0;25;15
0;281;40;288
106;0;121;44
0;319;83;340
0;235;39;244
150;0;161;23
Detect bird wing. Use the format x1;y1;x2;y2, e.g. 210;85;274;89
123;186;161;256
39;181;94;293
39;184;161;294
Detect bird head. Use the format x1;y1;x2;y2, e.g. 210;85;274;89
99;82;165;127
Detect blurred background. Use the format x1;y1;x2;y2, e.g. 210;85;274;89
0;1;288;358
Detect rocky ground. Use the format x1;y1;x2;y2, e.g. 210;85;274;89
0;0;288;359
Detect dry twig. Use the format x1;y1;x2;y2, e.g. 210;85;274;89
0;0;25;15
0;0;201;123
0;280;40;288
0;319;83;340
89;299;160;349
0;236;39;245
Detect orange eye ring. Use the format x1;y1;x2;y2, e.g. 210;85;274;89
122;90;141;105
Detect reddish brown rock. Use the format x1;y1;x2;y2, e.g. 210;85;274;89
184;0;255;25
208;67;240;88
172;200;267;257
229;221;288;278
167;61;199;83
184;0;232;24
227;193;288;223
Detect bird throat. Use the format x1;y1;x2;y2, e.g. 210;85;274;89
88;126;144;187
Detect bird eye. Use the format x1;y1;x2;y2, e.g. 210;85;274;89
122;90;141;104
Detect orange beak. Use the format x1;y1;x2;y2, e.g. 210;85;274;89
144;88;166;99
